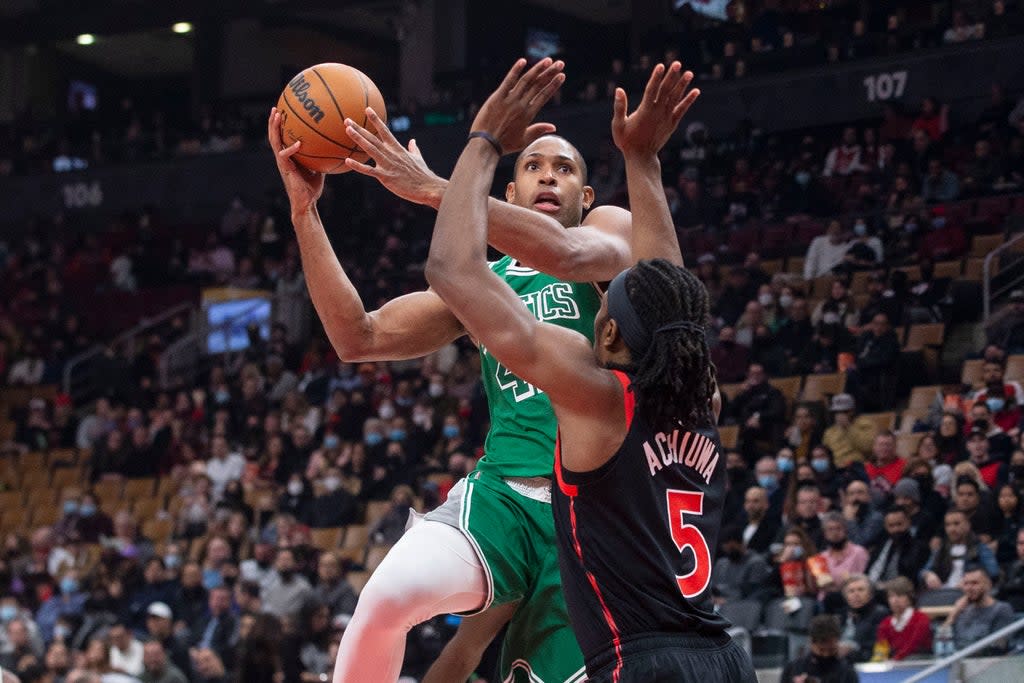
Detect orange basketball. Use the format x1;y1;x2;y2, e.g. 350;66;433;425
276;63;387;174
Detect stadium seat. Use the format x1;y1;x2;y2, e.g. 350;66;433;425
769;377;803;406
896;432;925;459
132;497;163;522
903;323;945;351
963;256;992;281
364;501;392;527
123;478;157;500
860;412;896;432
20;451;48;473
718;425;739;449
1006;354;1024;383
347;570;372;594
0;420;15;442
0;491;23;510
918;588;962;608
143;518;173;543
311;527;344;551
933;260;963;279
976;196;1012;222
961;358;985;386
341;524;370;551
21;469;50;490
32;506;60;527
365;544;392;572
786;256;805;276
908;385;942;414
93;479;125;503
718;383;743;401
801;373;845;403
971;234;1004;258
718;599;763;632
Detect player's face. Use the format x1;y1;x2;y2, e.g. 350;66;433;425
507;137;593;229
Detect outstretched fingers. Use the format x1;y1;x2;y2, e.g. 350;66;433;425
343;157;383;177
499;58;530;93
364;107;402;148
612;87;629;124
671;87;701;124
344;118;385;158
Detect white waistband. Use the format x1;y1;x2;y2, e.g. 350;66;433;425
503;476;552;504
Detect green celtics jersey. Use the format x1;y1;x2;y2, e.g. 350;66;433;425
476;256;603;479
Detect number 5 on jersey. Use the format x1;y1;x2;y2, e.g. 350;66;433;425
665;489;711;599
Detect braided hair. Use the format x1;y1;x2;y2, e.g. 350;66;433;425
616;259;715;432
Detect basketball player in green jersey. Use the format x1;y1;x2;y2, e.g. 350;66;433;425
269;57;699;682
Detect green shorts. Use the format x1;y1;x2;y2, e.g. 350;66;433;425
425;470;585;683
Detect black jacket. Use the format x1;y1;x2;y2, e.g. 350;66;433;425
781;653;859;683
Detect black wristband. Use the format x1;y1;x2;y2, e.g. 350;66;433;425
467;131;503;156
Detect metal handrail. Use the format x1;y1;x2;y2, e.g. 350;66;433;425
983;232;1024;321
62;301;195;394
901;614;1024;683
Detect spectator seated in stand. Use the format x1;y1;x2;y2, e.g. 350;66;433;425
726;363;788;465
874;576;933;661
780;615;859;683
712;525;775;604
985;290;1024;353
946;566;1016;654
846;313;900;412
836;574;889;663
922;510;999;590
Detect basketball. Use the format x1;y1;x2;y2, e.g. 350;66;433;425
276;63;387;174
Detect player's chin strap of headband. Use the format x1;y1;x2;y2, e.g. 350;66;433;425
606;268;706;357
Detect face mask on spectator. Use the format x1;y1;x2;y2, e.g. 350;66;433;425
794;171;811;186
779;294;794;309
932;216;946;229
215;390;230;404
53;623;71;641
758;293;774;307
811;458;830;473
379;403;396;420
389;429;406;442
986;397;1005;413
758;474;778;490
323;476;341;492
365;433;383;447
60;577;79;594
429;383;445;398
443;425;460;439
79;504;96;517
790;545;804;560
853;221;867;236
323;435;340;450
164;554;181;569
63;501;79;516
823;312;840;325
904;221;918;233
287;481;303;496
777;457;794;473
0;605;16;622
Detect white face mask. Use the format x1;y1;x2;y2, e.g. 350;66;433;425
378;403;396;420
428;383;445;398
323;476;341;492
779;294;794;309
758;293;774;307
287;481;303;496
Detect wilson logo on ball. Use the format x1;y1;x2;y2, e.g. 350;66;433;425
288;74;326;124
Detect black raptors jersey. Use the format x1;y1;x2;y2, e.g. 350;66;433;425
552;371;730;673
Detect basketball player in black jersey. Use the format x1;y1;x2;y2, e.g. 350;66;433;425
421;59;756;682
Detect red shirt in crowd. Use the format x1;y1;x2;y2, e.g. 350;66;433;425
865;458;906;489
876;609;933;660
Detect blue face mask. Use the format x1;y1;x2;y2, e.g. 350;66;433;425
811;459;830;473
757;475;778;490
323;435;340;449
60;578;79;595
986;397;1006;413
215;390;230;404
165;554;181;569
791;546;805;560
364;433;383;447
932;216;947;229
795;171;811;186
202;569;223;591
79;504;96;518
442;425;460;439
389;429;406;442
63;501;79;516
0;605;17;622
777;457;794;473
854;222;867;236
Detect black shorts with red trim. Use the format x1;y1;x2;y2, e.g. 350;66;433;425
585;632;757;683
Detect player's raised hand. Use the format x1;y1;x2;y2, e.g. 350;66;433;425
611;62;700;158
471;57;566;155
343;108;445;207
268;107;324;214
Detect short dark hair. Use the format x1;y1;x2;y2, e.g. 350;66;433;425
512;135;588;184
809;614;841;642
955;476;980;493
886;505;910;518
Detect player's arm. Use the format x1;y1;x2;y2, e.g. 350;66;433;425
269;108;464;362
421;60;621;417
610;62;699;266
421;603;518;683
343;110;633;282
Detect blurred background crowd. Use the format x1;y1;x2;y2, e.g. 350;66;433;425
1;0;1024;682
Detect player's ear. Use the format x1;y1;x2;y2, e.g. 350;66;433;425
602;318;626;355
505;182;517;202
582;185;595;211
